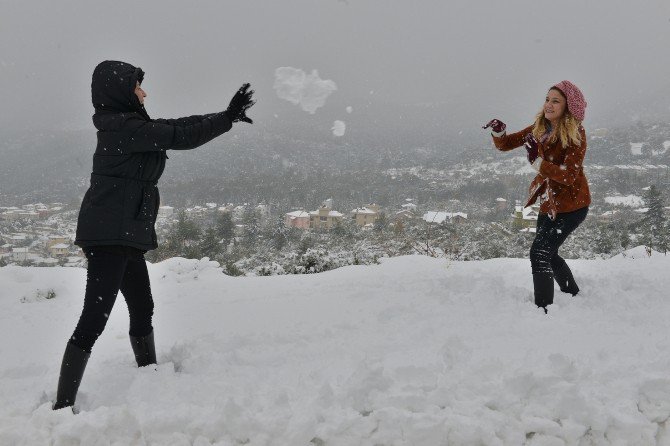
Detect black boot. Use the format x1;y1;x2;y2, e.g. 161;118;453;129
553;263;579;296
130;330;156;367
533;272;555;313
53;341;90;410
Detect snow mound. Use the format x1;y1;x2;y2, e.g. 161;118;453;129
611;245;664;259
1;250;670;444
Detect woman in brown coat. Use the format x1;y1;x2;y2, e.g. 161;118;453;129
484;80;590;313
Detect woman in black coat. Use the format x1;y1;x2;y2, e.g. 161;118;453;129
53;60;255;410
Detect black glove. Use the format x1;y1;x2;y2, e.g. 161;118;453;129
226;83;255;124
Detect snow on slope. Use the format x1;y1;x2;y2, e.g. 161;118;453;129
1;249;670;445
604;194;645;207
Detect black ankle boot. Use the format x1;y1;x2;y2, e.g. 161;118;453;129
533;272;555;313
553;263;579;296
130;330;156;367
53;342;90;410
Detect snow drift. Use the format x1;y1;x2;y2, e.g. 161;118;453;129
1;247;669;445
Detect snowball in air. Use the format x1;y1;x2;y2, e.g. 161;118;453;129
332;120;346;137
274;67;337;114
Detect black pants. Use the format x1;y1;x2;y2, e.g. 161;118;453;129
530;207;589;275
70;246;154;353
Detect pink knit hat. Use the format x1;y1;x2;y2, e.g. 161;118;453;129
552;80;587;121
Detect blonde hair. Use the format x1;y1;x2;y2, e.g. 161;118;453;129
532;88;582;148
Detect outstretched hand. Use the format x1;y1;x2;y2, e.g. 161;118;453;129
227;83;256;124
482;119;506;134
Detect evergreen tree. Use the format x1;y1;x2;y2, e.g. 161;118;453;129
164;211;202;257
242;207;261;249
268;216;289;251
662;220;670;255
593;223;616;255
373;212;388;233
641;185;666;253
297;235;314;256
215;211;235;246
619;227;631;251
198;227;222;259
393;219;404;236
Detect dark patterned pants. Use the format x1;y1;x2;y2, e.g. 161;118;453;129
530;207;589;275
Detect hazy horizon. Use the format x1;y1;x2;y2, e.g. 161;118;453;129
1;0;669;137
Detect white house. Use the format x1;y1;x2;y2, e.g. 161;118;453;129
158;206;174;218
512;203;540;229
11;247;30;262
47;235;69;248
422;211;468;224
49;243;70;257
495;198;508;211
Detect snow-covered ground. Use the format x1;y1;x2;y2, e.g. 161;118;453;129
604;194;645;207
1;248;670;445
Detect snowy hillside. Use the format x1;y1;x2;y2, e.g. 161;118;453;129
1;249;670;445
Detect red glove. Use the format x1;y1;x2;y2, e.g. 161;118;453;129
524;133;539;164
482;119;506;134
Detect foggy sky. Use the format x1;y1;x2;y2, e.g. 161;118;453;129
1;0;669;135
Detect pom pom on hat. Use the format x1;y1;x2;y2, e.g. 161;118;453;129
553;80;587;121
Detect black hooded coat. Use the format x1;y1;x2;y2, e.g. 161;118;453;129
75;61;232;250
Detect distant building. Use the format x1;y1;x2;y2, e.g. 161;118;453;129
255;204;271;222
351;204;380;227
512;202;540;229
422;211;468;225
449;213;468;224
11;247;30;262
495;197;508;211
285;210;311;229
310;201;343;230
46;235;69;248
158;206;174;218
600;210;618;220
232;205;248;220
630;143;645;156
394;209;416;221
18;211;40;220
185;206;208;217
1;208;21;221
49;243;70;257
3;234;28;245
